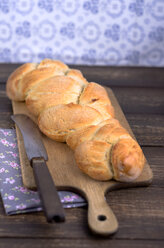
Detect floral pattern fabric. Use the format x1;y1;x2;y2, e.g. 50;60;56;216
0;129;86;215
0;0;164;66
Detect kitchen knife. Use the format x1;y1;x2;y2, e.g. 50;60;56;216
11;114;65;223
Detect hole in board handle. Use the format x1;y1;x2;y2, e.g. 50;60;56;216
98;215;107;221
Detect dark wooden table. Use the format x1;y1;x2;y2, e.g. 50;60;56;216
0;64;164;248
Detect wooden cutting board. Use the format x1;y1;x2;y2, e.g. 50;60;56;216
12;87;153;236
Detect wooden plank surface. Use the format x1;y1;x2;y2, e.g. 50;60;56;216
0;181;164;239
126;114;164;146
113;87;164;115
1;113;164;148
1;86;164;146
0;65;164;247
1;85;164;115
12;87;153;186
11;87;152;236
0;63;164;87
0;239;163;248
0;129;163;243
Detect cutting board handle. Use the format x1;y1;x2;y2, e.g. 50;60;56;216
86;188;118;236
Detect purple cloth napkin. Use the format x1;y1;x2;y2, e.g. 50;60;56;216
0;129;86;215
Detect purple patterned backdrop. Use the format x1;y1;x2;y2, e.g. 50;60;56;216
0;0;164;66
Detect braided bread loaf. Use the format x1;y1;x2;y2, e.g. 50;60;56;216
6;59;145;182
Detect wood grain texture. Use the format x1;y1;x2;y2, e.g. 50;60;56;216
12;87;153;236
1;112;163;147
1;63;164;87
0;239;163;248
1;86;164;146
0;112;15;128
112;87;164;114
126;114;164;146
0;64;163;247
0;186;164;239
0;126;163;244
1;86;164;114
143;147;164;187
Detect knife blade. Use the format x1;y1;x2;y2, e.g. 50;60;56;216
11;114;65;223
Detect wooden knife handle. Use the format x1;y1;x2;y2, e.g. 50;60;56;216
32;158;65;222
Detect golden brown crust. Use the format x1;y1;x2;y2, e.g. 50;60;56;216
67;69;88;87
6;63;37;101
80;82;111;105
66;125;98;150
79;82;115;119
66;118;117;150
74;140;113;181
112;138;145;182
6;59;69;102
38;59;69;72
26;76;82;116
93;121;131;144
6;58;145;182
38;103;103;142
21;67;65;100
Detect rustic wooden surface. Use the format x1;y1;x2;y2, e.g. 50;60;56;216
0;64;164;247
12;88;153;236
